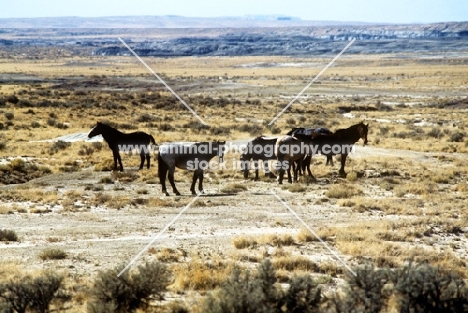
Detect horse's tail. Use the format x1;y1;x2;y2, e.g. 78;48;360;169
149;135;157;146
158;152;166;183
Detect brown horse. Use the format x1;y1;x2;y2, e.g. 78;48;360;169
276;122;369;183
311;122;369;177
88;122;157;172
158;141;226;196
275;135;310;184
240;136;277;181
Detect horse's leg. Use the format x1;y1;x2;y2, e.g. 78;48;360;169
158;154;170;196
300;155;310;176
139;151;145;170
168;168;181;196
146;153;151;169
198;170;204;194
112;150;123;171
160;166;169;196
190;170;201;195
254;159;262;181
277;160;284;184
116;151;124;172
339;153;348;177
288;162;293;184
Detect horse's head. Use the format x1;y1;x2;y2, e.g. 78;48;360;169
358;122;369;145
215;141;226;163
88;122;103;138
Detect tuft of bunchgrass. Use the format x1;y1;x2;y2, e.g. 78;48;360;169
39;248;68;260
0;229;19;241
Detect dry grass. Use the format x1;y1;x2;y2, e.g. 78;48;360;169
325;184;361;199
0;205;14;215
220;182;248;194
38;248;68;260
1;44;468;311
171;258;234;291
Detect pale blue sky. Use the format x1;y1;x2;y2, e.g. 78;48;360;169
1;0;467;23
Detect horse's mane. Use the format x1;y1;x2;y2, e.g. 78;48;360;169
253;135;277;142
335;122;365;134
97;122;123;134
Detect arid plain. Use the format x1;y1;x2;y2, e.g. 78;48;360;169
0;27;468;312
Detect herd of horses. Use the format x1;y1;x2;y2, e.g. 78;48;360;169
88;121;369;195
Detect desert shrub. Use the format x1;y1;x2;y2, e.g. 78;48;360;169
136;113;157;123
39;248;67;260
78;144;95;156
329;264;390;313
211;126;231;136
270;126;281;134
325;185;360;199
201;259;321;313
99;176;114;184
87;261;171;313
17;100;32;107
392;262;468;313
288;184;306;193
56;122;69;129
394;131;408;139
92;142;103;151
0;229;18;241
238;123;264;136
376;101;393;111
160;123;174;131
47;117;56;127
220;183;247;194
286;117;296;125
182;120;210;131
0;142;6;150
6;95;19;104
233;236;258;249
4;113;14;120
0;97;5;106
10;158;27;172
449;131;465;142
49;141;71;154
427;127;443;138
31;121;41;128
0;272;68;313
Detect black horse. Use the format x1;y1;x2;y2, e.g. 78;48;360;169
287;127;334;178
88;122;157;172
158;141;226;196
240;136;277;181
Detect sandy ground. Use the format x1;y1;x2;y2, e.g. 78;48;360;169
1;141;467;282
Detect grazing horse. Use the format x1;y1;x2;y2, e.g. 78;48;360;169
311;122;369;177
158;141;226;196
275;135;311;184
240;136;277;180
88;122;157;172
287;127;334;178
